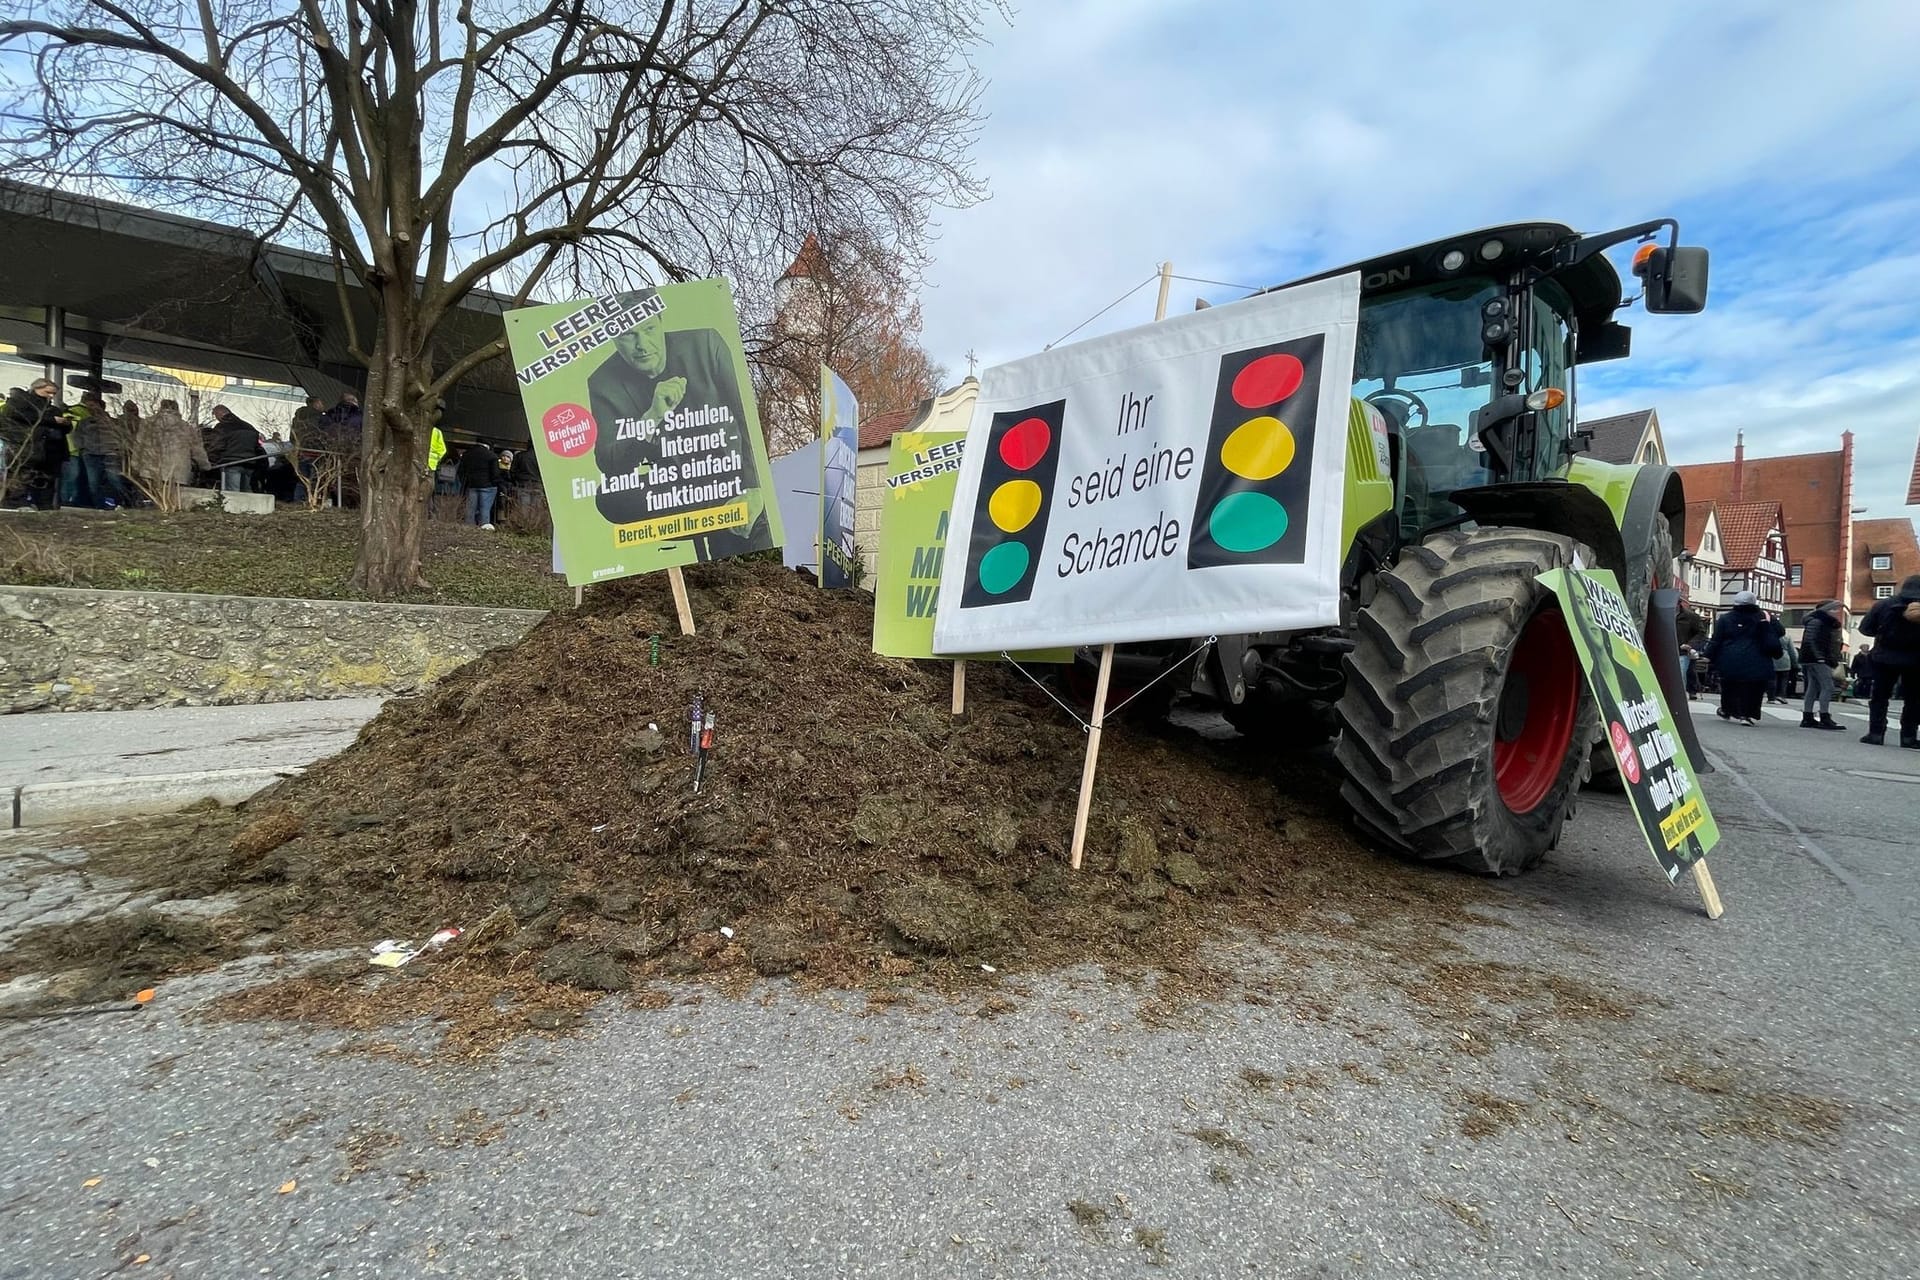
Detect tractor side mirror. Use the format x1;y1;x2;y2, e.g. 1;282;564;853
1642;245;1710;314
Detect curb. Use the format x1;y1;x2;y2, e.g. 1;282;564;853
7;766;303;830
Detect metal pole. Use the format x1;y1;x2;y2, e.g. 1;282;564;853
43;306;65;398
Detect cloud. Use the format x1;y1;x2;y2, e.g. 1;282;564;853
920;0;1920;520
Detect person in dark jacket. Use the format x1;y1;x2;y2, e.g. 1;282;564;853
1703;590;1783;725
5;378;72;506
2;378;69;508
1676;602;1707;697
290;395;326;450
1850;644;1874;702
509;444;539;486
1797;600;1847;730
207;405;263;492
324;393;364;434
1768;634;1799;703
1858;574;1920;747
457;443;497;528
74;393;126;508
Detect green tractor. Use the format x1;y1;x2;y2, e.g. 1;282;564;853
1102;220;1710;874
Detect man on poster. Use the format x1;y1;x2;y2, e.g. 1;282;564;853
587;288;771;560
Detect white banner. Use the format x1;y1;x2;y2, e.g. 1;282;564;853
932;273;1360;652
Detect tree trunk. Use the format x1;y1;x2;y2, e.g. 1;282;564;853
349;320;433;599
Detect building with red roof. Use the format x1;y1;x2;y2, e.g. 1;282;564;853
1708;500;1789;613
1675;430;1854;629
1852;517;1920;616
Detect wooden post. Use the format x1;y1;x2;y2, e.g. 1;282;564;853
572;585;583;609
951;659;967;716
1067;262;1171;872
1690;859;1724;920
1068;643;1115;870
667;566;696;636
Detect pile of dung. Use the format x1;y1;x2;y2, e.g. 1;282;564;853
3;556;1494;1010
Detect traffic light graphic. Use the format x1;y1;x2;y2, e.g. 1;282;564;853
959;399;1066;608
1187;334;1325;569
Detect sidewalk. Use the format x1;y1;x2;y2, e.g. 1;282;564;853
2;698;386;828
1683;694;1872;725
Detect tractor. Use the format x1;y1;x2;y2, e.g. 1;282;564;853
1096;220;1709;875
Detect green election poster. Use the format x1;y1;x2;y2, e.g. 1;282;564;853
504;278;783;587
874;430;1068;662
1539;566;1720;881
875;430;968;656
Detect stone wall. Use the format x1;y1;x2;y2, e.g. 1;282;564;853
0;586;546;713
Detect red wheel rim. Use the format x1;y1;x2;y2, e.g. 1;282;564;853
1493;607;1580;814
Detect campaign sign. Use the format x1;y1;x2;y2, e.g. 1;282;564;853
931;274;1359;653
504;277;783;587
1540;566;1720;880
874;429;1068;663
819;366;860;588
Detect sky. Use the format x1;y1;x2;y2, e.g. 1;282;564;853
913;0;1920;521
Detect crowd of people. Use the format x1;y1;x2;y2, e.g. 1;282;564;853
440;437;540;529
0;379;371;508
1682;579;1920;747
3;380;535;523
4;378;201;507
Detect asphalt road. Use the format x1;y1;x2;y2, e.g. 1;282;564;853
0;697;1914;1279
0;699;385;791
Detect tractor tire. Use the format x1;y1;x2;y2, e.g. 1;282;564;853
1334;527;1599;875
1587;516;1679;793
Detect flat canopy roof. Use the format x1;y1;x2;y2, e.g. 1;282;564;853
0;178;528;443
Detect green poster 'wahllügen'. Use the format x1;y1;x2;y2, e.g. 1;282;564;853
874;430;968;657
1538;566;1720;881
504;278;784;587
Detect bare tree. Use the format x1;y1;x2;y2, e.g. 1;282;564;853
751;230;945;456
1;0;992;597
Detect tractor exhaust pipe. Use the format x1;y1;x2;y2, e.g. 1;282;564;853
1645;587;1711;774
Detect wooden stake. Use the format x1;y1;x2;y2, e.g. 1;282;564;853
1690;858;1724;920
1069;644;1115;870
951;659;967;716
667;565;696;636
572;585;583;609
1066;263;1171;872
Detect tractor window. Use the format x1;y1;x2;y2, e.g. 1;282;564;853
1518;282;1576;477
1350;280;1501;534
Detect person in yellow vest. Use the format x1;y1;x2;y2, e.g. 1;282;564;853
428;426;447;474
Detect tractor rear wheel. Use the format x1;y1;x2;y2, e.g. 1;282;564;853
1334;527;1598;875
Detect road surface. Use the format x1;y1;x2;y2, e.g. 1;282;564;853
0;696;1913;1278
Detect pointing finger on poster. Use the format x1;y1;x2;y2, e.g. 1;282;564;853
649;376;688;423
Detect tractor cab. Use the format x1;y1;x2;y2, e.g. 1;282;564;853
1286;220;1709;545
